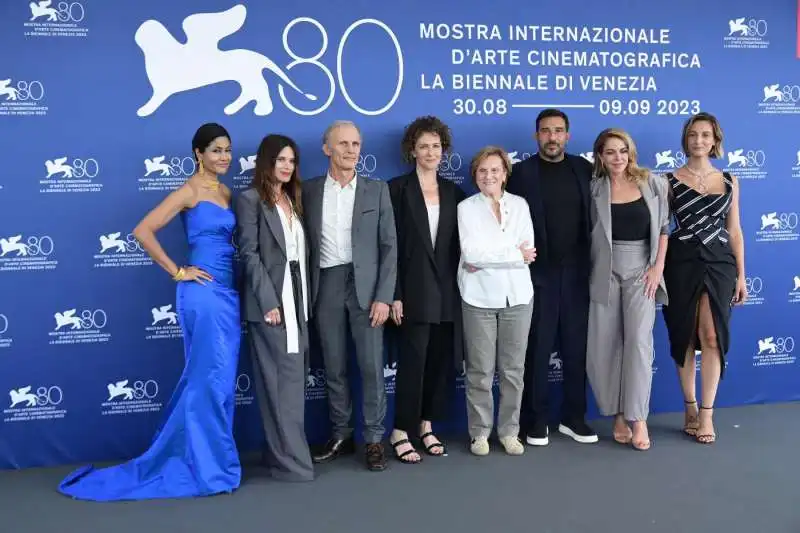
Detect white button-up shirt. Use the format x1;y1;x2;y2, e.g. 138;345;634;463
319;173;356;268
457;191;535;309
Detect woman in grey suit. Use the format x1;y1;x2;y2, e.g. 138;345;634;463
235;134;314;481
586;128;670;451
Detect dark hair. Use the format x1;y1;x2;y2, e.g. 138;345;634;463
400;115;453;164
192;123;231;160
251;134;303;217
535;109;570;132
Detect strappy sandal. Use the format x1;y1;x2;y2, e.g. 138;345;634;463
419;431;447;456
613;426;633;444
631;430;651;451
683;400;700;437
695;406;716;444
390;439;422;464
612;416;632;444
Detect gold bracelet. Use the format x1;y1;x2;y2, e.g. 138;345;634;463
172;267;186;281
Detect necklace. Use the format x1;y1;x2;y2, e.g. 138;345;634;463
201;178;220;191
683;165;715;194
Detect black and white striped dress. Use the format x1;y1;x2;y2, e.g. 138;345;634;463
662;172;738;376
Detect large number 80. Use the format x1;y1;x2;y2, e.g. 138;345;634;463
278;18;403;116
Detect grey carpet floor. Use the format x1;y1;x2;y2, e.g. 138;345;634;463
0;402;797;533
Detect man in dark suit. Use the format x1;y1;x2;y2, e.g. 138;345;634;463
506;109;598;446
302;120;397;471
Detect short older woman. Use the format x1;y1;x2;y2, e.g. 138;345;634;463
457;146;536;456
586;128;670;451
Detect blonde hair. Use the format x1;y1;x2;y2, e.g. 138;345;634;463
681;112;724;159
592;128;649;185
470;146;512;190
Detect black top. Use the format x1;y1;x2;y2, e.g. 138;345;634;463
538;156;585;265
611;197;650;241
506;153;592;286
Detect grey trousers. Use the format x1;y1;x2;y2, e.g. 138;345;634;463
248;321;314;481
461;298;533;439
587;240;655;421
315;264;386;443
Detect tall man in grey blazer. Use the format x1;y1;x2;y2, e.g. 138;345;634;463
303;121;397;471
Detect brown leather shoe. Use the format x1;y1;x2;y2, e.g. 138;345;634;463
365;443;387;471
312;438;355;464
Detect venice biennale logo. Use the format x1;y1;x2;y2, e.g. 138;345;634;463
134;4;316;117
134;4;403;117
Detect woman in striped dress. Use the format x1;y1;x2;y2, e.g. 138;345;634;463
662;112;748;445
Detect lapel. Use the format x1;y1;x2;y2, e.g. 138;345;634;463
568;156;591;235
640;178;659;263
309;177;326;248
351;175;366;244
433;176;455;259
527;156;547;248
261;201;286;258
406;172;436;264
596;178;612;248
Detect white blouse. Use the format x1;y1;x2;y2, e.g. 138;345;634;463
275;200;308;354
426;203;440;244
456;192;535;309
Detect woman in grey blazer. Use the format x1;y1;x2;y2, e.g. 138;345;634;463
586;128;670;451
235;134;314;481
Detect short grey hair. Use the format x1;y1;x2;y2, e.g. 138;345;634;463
322;120;362;146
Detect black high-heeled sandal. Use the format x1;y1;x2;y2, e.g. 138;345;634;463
419;431;447;456
390;439;422;464
696;406;716;444
683;400;699;437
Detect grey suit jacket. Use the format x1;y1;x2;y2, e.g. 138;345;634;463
589;173;670;306
302;175;397;310
234;187;310;322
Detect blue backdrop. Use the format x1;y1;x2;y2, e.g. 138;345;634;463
1;0;798;469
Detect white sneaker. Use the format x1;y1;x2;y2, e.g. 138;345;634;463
500;436;525;455
525;425;549;446
470;436;489;456
558;421;599;444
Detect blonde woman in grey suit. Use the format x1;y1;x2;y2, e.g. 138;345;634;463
586;128;670;451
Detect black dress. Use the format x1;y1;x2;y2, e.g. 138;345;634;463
662;172;738;377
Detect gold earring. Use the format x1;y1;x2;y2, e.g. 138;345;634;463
198;159;204;175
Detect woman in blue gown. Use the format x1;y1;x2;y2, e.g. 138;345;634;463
58;123;242;500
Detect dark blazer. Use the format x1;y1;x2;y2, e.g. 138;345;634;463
234;187;310;323
506;153;593;286
388;171;466;323
302;175;397;311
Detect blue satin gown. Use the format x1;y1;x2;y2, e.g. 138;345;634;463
59;201;242;501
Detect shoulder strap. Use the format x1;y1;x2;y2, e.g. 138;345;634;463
721;172;734;192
